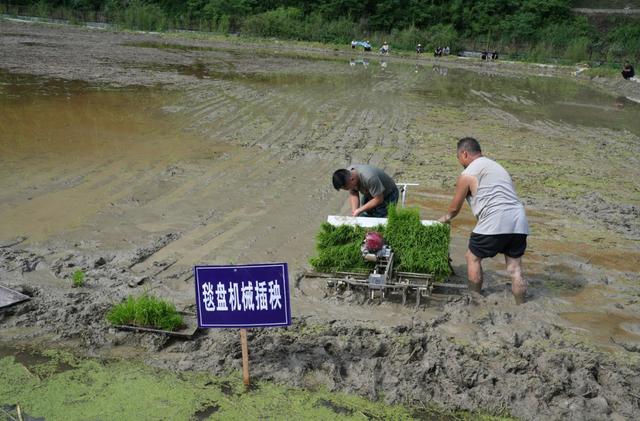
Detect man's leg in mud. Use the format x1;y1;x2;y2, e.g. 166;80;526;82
466;249;483;293
505;256;527;304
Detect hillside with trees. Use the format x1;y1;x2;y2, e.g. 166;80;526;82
2;0;639;65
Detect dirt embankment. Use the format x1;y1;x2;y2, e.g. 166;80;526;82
1;19;640;420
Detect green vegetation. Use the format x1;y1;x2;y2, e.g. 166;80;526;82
71;269;85;288
0;347;517;420
310;223;382;274
2;1;638;65
310;206;451;281
106;293;184;331
385;206;451;279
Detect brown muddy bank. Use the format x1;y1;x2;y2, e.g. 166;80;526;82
1;19;640;420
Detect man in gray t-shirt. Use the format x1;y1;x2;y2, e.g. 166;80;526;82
438;137;528;304
332;165;399;217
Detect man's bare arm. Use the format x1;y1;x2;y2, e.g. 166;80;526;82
349;191;360;215
438;175;473;223
353;194;383;216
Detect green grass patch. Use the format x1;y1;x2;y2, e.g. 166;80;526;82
106;294;184;331
310;206;451;281
71;269;85;288
584;66;621;78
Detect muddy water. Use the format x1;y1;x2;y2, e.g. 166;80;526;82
412;65;640;135
2;55;639;314
0;72;199;241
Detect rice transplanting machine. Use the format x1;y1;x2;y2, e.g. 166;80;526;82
303;215;463;306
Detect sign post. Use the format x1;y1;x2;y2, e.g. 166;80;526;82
240;328;250;387
194;263;292;389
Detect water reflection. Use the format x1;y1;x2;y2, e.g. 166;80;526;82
432;65;448;77
349;58;369;67
410;66;640;135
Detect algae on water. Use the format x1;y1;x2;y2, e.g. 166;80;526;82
0;349;420;421
309;206;451;281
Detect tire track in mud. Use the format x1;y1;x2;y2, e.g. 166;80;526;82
125;148;338;296
192;93;280;144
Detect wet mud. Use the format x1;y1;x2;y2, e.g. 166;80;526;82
1;19;640;420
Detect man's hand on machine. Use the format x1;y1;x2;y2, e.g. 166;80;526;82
438;213;452;224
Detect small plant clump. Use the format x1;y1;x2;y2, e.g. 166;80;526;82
72;269;85;287
309;205;451;281
106;294;184;331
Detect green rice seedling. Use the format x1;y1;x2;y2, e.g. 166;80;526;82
385;205;451;280
310;241;370;273
309;206;451;281
315;223;378;250
106;294;184;331
72;269;85;287
310;222;386;273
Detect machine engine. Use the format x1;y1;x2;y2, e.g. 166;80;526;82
361;231;391;262
361;232;394;289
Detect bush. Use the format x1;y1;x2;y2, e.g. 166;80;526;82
30;0;51;18
120;0;168;31
309;206;451;281
394;25;424;50
541;21;592;50
427;24;460;52
107;294;184;331
242;7;303;39
606;22;640;62
564;37;591;62
216;14;230;33
302;13;356;44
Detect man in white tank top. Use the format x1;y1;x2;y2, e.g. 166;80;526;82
438;137;529;304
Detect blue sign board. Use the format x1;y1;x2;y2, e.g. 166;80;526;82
194;263;291;328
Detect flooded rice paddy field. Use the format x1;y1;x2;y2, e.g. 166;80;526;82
1;19;639;420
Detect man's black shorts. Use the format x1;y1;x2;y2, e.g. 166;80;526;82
468;233;527;259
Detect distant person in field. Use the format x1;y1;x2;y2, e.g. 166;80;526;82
438;137;529;305
332;165;399;217
416;43;424;54
380;41;389;55
622;62;635;80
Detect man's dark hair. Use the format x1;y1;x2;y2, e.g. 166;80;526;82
457;137;482;154
332;169;351;190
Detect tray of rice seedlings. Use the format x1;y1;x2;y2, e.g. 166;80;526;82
309;205;451;281
384;205;451;282
107;293;198;337
309;223;386;273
